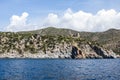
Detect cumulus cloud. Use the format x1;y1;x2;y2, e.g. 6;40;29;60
6;9;120;32
6;12;36;32
45;13;59;25
43;8;120;32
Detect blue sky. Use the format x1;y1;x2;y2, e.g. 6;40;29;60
0;0;120;31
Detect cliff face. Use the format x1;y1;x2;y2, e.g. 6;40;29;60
0;32;118;58
71;44;117;59
0;42;117;58
21;27;120;55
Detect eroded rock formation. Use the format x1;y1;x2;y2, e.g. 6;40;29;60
71;43;117;59
0;32;118;58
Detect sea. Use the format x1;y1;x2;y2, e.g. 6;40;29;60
0;59;120;80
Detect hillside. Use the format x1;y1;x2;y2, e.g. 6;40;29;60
20;27;79;36
0;27;119;58
20;27;120;54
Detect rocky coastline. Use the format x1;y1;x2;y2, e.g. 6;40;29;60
0;32;119;59
0;43;119;59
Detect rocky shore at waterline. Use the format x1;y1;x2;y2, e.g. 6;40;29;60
0;44;118;59
0;32;119;59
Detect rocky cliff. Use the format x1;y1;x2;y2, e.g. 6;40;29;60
71;43;117;59
0;32;118;59
21;27;120;55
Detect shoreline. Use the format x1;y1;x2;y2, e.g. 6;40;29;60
0;57;119;59
0;53;119;59
0;31;119;59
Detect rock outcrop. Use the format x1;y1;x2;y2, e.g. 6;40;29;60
0;43;117;59
0;32;118;59
71;43;117;59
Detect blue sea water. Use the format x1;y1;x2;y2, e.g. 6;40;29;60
0;59;120;80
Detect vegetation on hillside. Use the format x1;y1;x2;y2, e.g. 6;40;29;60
0;27;120;54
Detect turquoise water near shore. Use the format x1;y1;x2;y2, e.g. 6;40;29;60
0;59;120;80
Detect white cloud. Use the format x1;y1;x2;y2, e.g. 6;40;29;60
44;13;59;26
43;8;120;32
6;12;36;32
10;12;28;26
6;9;120;32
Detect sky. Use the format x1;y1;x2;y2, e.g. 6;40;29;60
0;0;120;32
